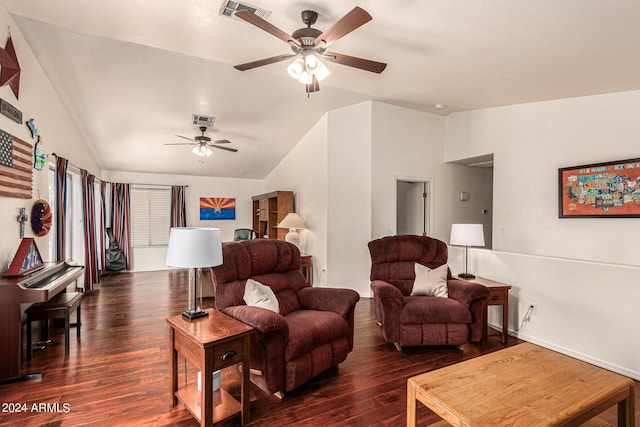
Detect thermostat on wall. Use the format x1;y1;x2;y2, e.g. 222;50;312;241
459;191;470;201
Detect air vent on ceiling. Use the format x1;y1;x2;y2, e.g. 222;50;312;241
192;114;215;128
219;0;271;19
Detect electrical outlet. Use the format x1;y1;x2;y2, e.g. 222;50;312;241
528;303;537;315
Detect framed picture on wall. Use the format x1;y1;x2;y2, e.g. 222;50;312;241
199;197;236;220
558;158;640;218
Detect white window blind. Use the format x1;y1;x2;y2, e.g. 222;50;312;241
130;186;171;247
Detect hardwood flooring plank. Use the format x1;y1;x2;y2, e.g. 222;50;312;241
0;269;637;426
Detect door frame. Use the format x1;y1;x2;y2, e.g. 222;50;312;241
394;176;434;237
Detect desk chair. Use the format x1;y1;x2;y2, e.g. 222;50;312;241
233;228;256;241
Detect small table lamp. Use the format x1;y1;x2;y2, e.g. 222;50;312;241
450;224;485;279
277;213;306;249
166;227;222;320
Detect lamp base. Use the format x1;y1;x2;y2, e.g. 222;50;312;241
284;228;300;249
182;309;209;320
457;273;476;279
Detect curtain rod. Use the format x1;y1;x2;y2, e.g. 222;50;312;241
130;183;189;188
50;153;188;187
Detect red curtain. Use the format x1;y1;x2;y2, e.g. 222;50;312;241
55;156;68;262
81;170;99;291
99;180;106;271
171;185;187;227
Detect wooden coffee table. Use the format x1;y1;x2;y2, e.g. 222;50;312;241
407;342;635;426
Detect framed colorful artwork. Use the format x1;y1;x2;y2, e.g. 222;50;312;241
558;158;640;218
200;197;236;220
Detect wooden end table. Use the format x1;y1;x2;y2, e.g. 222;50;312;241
457;276;511;344
167;309;253;426
300;254;312;286
407;342;635;426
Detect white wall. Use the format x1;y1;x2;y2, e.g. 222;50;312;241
0;8;99;272
326;102;373;294
475;249;640;380
101;170;262;271
371;102;446;240
264;101;492;295
264;102;374;294
447;91;640;264
264;115;328;285
446;90;640;379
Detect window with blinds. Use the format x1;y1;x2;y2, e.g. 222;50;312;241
130;186;171;247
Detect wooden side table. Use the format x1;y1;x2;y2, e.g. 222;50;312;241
300;254;312;287
456;276;511;344
167;309;253;426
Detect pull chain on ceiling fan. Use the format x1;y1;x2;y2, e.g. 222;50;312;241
234;6;387;94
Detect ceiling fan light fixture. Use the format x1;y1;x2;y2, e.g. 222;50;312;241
287;57;305;79
289;54;329;85
305;53;319;70
234;6;387;95
297;70;313;85
304;54;329;81
314;61;330;81
192;145;213;157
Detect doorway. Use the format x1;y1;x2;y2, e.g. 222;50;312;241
396;180;431;236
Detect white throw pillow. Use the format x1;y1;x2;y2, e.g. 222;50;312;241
411;263;449;298
243;278;280;313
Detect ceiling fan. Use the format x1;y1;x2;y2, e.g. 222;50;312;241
165;126;238;157
234;6;386;94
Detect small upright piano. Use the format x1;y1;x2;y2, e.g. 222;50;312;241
0;239;84;382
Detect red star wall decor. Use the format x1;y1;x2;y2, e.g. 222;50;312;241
0;36;21;99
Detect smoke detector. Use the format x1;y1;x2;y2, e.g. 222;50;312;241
192;114;215;128
219;1;271;19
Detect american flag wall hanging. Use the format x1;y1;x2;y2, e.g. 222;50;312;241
0;129;32;199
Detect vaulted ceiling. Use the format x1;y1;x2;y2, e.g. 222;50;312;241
3;0;640;178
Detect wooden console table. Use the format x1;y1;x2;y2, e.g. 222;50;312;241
407;342;635;426
167;309;253;426
457;276;511;344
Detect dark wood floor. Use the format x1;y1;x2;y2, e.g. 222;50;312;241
0;270;637;426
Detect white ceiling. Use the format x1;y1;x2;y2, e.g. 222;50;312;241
3;0;640;178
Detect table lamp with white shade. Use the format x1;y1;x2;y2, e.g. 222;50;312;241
277;213;306;249
166;227;222;320
449;224;485;279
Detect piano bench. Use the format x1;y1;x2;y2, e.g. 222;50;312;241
26;292;82;361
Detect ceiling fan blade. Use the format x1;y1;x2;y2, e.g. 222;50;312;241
321;51;387;73
211;145;238;152
164;142;197;146
235;10;300;48
175;135;194;141
213;139;232;144
314;6;372;48
234;53;297;71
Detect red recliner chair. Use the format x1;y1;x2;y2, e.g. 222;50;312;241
368;235;489;351
212;239;360;397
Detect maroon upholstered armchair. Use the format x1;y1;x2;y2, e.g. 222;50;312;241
368;235;489;351
212;239;360;397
